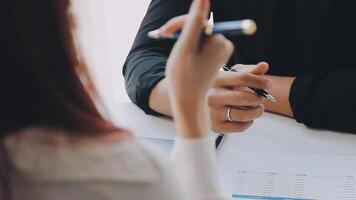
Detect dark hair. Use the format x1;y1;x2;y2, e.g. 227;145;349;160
0;1;122;198
0;0;119;134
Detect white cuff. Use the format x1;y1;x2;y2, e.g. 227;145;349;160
170;136;225;199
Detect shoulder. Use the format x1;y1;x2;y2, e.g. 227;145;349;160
4;126;167;183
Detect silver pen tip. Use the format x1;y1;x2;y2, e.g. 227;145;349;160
148;30;161;39
266;94;277;102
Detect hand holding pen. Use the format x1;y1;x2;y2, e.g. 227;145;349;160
222;65;276;102
148;17;275;103
148;13;275;146
216;63;277;149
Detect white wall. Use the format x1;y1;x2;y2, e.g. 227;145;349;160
73;0;151;107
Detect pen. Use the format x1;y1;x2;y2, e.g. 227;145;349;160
148;19;257;40
215;133;224;149
223;66;277;102
215;65;276;149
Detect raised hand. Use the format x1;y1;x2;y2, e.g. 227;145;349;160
164;0;234;138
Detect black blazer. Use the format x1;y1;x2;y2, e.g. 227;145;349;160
123;0;356;133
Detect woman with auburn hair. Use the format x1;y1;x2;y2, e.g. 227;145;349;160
0;0;240;199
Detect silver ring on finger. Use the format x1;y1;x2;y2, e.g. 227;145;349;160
227;107;233;122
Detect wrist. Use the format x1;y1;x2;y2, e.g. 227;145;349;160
173;111;207;138
263;75;295;117
170;96;209;138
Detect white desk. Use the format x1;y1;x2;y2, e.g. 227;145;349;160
110;103;356;157
111;103;356;199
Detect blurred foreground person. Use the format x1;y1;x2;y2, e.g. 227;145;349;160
0;0;237;199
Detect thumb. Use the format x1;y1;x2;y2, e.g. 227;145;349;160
159;15;187;37
248;62;269;75
179;0;210;49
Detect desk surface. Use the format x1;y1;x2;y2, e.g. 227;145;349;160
110;103;356;157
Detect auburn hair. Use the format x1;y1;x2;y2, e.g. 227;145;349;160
0;0;120;134
0;0;126;198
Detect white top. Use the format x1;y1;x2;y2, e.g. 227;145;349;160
3;127;227;200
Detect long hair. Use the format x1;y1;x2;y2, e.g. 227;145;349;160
0;0;119;134
0;0;122;198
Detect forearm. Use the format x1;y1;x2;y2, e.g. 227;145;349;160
124;0;192;115
263;75;295;117
150;78;208;137
149;78;173;116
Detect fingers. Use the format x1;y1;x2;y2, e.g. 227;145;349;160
232;62;269;75
210;105;264;123
180;0;210;49
208;88;265;107
159;15;187;37
215;71;272;89
208;84;265;133
211;120;253;133
250;62;269;75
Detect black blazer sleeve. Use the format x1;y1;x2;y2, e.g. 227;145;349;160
290;69;356;133
123;0;192;115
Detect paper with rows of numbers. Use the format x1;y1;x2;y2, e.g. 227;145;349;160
218;152;356;200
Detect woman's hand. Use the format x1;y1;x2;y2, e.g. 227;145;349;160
162;0;234;138
208;62;272;133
